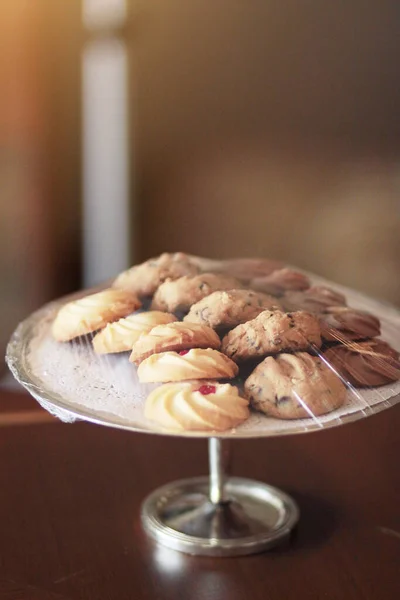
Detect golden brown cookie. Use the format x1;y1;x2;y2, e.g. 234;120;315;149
250;268;310;296
189;256;285;283
150;273;242;313
281;286;347;313
112;252;199;297
324;339;400;387
92;311;177;354
137;349;239;383
216;258;285;283
129;321;221;365
52;289;141;342
221;310;321;361
199;258;285;284
319;307;380;343
244;352;347;419
144;381;249;431
184;289;282;330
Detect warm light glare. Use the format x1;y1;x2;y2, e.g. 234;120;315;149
153;545;185;575
82;38;130;286
83;0;126;30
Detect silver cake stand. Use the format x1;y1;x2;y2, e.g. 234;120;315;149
140;437;299;556
6;286;400;557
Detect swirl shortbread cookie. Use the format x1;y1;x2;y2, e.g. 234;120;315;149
221;310;321;361
150;273;242;313
324;339;400;387
137;349;239;383
281;286;347;313
112;252;199;297
144;381;249;431
319;307;381;343
244;352;347;419
92;311;177;354
52;289;141;342
129;321;221;365
250;268;310;297
184;289;282;330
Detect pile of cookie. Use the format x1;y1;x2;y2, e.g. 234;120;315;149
51;252;400;432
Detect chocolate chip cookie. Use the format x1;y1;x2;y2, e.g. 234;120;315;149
112;252;200;297
150;273;242;313
244;352;347;419
184;289;282;330
221;310;321;361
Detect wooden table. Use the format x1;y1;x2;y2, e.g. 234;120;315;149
0;388;399;600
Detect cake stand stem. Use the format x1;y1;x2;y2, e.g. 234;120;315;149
208;437;230;504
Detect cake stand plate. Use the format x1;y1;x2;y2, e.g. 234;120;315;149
5;276;400;556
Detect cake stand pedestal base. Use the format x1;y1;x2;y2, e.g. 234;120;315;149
141;439;299;557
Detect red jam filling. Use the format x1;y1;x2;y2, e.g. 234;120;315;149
196;384;217;395
178;349;190;356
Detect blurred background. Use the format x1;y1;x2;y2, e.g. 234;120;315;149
1;0;400;374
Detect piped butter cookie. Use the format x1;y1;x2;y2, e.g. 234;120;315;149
92;311;177;354
52;289;141;342
137;348;239;383
144;380;249;431
129;321;221;365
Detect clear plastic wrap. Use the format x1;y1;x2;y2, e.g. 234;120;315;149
6;256;400;438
